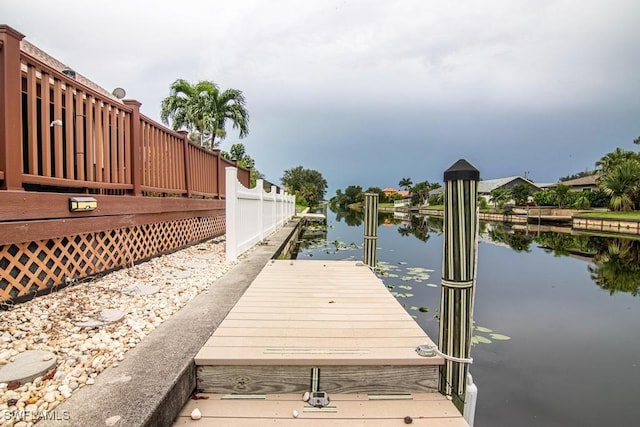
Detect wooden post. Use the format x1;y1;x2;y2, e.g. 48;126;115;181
123;99;142;196
178;130;191;198
0;26;25;190
213;148;222;198
438;159;480;414
363;192;378;268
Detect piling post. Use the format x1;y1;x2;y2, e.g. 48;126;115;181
438;159;480;414
363;193;379;268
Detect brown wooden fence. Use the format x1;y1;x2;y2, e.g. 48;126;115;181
0;25;252;303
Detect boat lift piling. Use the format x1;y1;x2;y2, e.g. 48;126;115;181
439;159;480;425
363;192;379;268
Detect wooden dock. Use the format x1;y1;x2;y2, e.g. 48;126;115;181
174;260;468;426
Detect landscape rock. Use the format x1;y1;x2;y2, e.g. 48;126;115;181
0;238;235;420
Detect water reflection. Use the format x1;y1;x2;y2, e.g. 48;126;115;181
477;222;640;297
396;214;441;242
589;239;640;296
328;207;640;297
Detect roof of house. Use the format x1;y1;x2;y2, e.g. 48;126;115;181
558;175;599;187
382;188;397;193
398;190;410;198
477;176;541;193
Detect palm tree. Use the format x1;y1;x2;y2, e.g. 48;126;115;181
595;147;637;173
160;79;249;148
597;159;640;211
489;187;510;209
398;178;413;191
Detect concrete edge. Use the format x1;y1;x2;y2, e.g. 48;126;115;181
37;220;301;427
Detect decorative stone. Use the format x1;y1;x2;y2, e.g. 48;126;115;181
75;309;126;328
0;238;233;415
185;262;208;269
121;284;160;296
190;408;202;420
43;392;56;403
0;350;57;385
292;410;299;418
105;415;121;426
302;391;310;402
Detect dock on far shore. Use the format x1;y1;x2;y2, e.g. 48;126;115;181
174;260;468;426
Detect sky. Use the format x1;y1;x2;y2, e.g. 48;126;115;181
3;0;640;196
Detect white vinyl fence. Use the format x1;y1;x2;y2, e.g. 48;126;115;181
226;167;296;261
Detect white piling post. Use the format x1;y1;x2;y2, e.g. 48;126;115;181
225;167;238;262
463;374;478;427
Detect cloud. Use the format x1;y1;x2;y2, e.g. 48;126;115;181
3;0;639;191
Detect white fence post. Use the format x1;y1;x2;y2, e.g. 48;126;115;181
271;185;278;229
225;167;238;262
256;179;264;241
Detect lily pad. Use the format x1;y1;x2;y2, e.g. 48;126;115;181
398;285;413;290
471;335;492;344
426;283;438;288
390;292;414;298
418;306;429;313
474;326;493;333
489;333;511;341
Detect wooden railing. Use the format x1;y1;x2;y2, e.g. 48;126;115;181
0;25;250;197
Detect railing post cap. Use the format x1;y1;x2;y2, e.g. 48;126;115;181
122;99;142;108
444;159;480;182
0;25;25;40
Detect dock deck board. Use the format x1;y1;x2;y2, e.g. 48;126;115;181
174;393;467;426
195;260;440;366
187;260;467;425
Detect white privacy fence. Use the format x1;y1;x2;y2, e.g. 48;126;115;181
226;167;296;261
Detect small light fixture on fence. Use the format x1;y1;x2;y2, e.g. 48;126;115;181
69;197;98;212
62;66;76;79
50;119;63;127
112;87;126;99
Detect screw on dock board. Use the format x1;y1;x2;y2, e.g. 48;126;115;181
404;415;413;424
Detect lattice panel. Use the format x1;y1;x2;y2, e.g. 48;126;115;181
0;215;225;303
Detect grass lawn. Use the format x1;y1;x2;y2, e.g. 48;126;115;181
576;211;640;220
423;205;444;210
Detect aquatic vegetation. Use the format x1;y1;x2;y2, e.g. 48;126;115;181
472;324;511;346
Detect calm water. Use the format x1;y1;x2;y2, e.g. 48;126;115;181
294;209;640;427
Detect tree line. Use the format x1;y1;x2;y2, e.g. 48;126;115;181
330;178;441;209
330;137;640;213
490;141;640;211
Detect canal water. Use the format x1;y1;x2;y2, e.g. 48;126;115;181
294;208;640;427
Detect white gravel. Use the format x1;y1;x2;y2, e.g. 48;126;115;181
0;236;236;426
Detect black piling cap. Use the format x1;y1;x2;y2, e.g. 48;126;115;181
444;159;480;182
